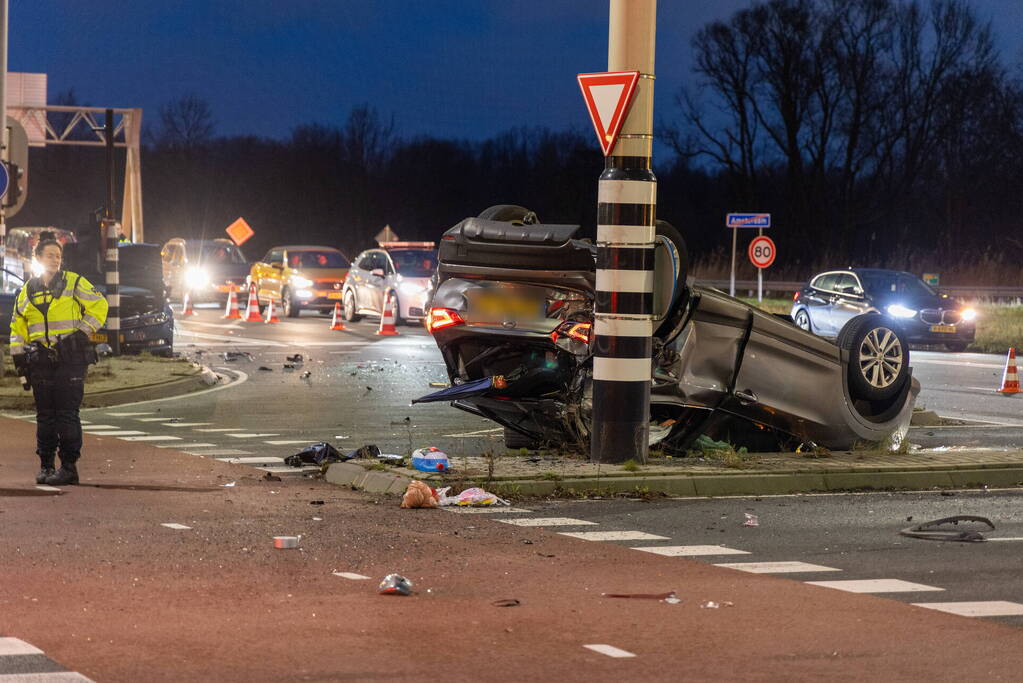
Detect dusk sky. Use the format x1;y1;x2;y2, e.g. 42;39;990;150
11;1;1023;144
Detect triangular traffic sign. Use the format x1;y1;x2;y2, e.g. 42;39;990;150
577;70;640;156
375;224;399;245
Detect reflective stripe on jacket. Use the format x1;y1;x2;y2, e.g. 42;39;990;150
8;270;109;357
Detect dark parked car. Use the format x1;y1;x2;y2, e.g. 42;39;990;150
791;269;976;352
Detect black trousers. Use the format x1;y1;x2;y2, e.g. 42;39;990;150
31;361;87;464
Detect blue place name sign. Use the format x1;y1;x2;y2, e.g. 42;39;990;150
726;213;771;229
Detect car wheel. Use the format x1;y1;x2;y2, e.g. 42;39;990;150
839;313;909;402
282;287;300;318
343;289;362;322
504;426;538;450
946;342;969;353
477;204;539;224
653;219;689;338
794;308;813;332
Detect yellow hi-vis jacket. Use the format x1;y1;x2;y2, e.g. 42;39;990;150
8;270;109;358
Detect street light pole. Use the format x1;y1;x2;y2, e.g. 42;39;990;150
591;0;657;464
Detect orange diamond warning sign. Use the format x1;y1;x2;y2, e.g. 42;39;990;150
225;217;254;246
577;70;640;156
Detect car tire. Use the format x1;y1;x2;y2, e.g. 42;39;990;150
838;313;909;402
343;289;362;322
477;204;539;224
794;308;813;333
654;219;689;337
504;426;538;450
282;287;301;318
946;342;969;353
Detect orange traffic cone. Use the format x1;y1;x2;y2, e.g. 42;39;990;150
243;283;262;322
181;292;197;316
330;301;346;331
264;297;281;324
222;286;241;319
998;347;1020;394
375;290;400;336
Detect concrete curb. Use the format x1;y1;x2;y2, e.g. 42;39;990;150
324;461;1023;499
0;367;211;411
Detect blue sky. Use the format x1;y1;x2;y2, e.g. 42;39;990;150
11;1;1023;142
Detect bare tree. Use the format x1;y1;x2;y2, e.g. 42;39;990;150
155;93;215;149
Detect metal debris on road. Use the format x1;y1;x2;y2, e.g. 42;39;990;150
274;536;300;549
222;351;254;362
283;363;296;370
429;382;450;388
604;591;678;601
286;354;304;363
258;366;273;371
492;599;520;607
309;500;325;505
220;481;236;487
378;574;414;596
899;515;994;542
743;513;759;527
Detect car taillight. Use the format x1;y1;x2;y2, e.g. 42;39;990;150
793;291;800;301
426;307;465;334
554;321;592;344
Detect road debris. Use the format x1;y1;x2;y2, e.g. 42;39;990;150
301;370;312;379
348;444;381;459
286;354;304;363
378;574;413;596
899;515;994;542
492;599;520;607
429;382;449;388
604;591;678;601
435;486;510;507
743;513;759;527
400;481;438;508
274;536;300;549
285;442;349;467
411;447;450;473
262;472;282;482
222;351;254;362
700;601;734;609
220;481;236;487
258;366;273;372
309;500;325;505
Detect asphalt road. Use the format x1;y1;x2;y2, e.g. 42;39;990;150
912;350;1023;426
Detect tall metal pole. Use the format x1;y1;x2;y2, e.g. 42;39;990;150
0;0;8;277
591;0;657;464
103;109;121;355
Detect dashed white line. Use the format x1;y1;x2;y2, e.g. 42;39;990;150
120;435;182;442
583;644;636;658
498;517;598;527
197;449;253;456
85;430;147;437
912;601;1023;617
226;432;280;439
632;545;750;557
988;537;1023;542
80;425;120;430
163;422;212;427
0;637;44;655
156;442;217;449
105;411;153;416
264;440;319;445
135;417;178;422
806;579;944;593
218;456;286;464
560;531;669;542
714;561;841;573
195;428;246;433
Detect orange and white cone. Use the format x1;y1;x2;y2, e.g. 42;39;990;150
222;286;241;319
998;347;1020;394
181;292;197;316
243;283;262;322
264;297;281;324
330;301;346;331
375;290;400;336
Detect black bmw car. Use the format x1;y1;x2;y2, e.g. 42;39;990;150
791;268;976;351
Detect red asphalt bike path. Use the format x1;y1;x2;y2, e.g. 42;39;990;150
1;416;1022;681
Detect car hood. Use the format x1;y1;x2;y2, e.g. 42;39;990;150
870;292;958;310
199;262;251;280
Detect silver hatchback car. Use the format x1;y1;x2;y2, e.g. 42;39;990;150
342;243;437;324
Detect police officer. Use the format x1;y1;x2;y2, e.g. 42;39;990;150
9;239;109;485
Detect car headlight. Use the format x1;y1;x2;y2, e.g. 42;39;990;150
399;281;425;295
291;275;313;288
961;308;977;322
184;267;209;289
296;289;313;298
886;304;917;318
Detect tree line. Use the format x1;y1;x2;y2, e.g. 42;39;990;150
11;0;1023;284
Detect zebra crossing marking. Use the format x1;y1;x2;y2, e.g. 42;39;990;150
498;517;598;527
632;545;749;557
912;601;1023;617
714;561;841;573
806;579;944;593
560;530;669;542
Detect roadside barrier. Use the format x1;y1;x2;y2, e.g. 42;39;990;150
243;283;262;322
998;347;1020;394
222;286;242;319
264;296;281;324
330;301;346;331
181;292;197;316
376;290;400;336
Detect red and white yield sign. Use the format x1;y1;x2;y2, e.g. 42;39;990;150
577;70;640;156
748;235;777;269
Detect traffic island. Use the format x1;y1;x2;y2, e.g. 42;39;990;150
0;348;213;410
323;446;1023;499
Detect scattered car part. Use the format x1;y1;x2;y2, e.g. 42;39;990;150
898;515;994;542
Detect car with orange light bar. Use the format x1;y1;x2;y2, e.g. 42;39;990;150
414;205;919;453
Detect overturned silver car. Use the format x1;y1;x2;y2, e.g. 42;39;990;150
416;206;918;454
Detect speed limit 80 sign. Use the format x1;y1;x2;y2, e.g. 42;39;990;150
748;235;776;269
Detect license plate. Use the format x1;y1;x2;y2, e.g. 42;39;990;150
91;333;107;343
328;292;343;299
930;324;956;333
468;290;544;322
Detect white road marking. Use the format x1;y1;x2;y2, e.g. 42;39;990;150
0;673;95;681
175;328;287;346
198;449;253;456
195;428;246;432
912;601;1023;617
583;644;636;659
443;427;504;437
163;422;212;427
226;432;280;439
560;531;669;542
912;358;1004;370
105;411;153;416
988;537;1023;542
442;507;532;514
218;456;286;464
332;572;371;580
120;436;182;442
86;430;147;437
0;637;44;656
264;440;320;445
714;561;841;574
35;485;62;492
135;417;178;422
633;545;749;557
498;517;598;527
806;579;944;593
161;523;191;530
156;442;217;449
86;368;249;409
80;425;120;430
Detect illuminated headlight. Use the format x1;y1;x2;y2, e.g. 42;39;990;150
184;267;209;289
399;281;425;295
886;304;917;318
292;275;313;288
296;289;313;298
961;308;977;322
30;258;44;277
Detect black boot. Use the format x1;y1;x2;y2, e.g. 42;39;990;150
46;460;79;486
35;452;56;485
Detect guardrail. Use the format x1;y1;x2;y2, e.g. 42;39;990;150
697;280;1023;303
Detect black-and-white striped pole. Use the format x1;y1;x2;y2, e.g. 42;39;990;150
591;0;657;464
104;109;121;355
